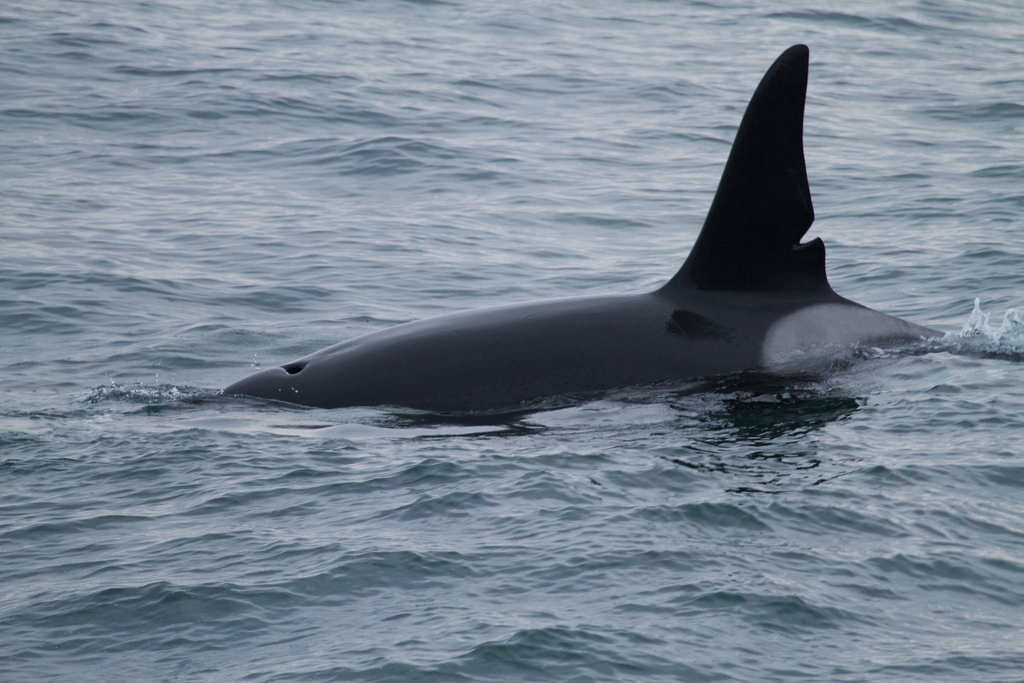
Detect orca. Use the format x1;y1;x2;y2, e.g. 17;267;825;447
225;45;939;413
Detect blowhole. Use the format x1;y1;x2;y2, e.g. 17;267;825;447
283;361;306;375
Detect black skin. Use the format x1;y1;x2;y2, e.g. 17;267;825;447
224;46;940;413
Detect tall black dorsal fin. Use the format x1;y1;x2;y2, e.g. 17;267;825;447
665;45;831;293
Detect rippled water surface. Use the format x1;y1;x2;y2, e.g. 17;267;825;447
3;1;1024;681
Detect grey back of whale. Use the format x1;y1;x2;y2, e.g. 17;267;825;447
225;45;939;413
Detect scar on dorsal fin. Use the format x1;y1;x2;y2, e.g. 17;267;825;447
664;45;833;293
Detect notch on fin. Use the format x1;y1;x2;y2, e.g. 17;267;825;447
665;45;831;293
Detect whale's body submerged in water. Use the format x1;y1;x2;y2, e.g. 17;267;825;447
225;45;939;413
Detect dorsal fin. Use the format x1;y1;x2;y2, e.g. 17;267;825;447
664;45;832;293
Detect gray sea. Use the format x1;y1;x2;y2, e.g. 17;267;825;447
3;1;1024;681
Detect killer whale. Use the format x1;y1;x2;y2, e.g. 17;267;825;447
225;45;939;413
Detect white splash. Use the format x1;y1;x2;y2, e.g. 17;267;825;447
948;298;1024;346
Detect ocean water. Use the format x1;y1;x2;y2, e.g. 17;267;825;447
3;1;1024;681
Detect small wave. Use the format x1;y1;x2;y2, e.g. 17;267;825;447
922;101;1024;122
766;9;933;35
85;383;216;406
266;421;509;440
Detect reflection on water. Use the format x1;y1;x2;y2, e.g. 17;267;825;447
663;373;863;493
673;373;862;442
